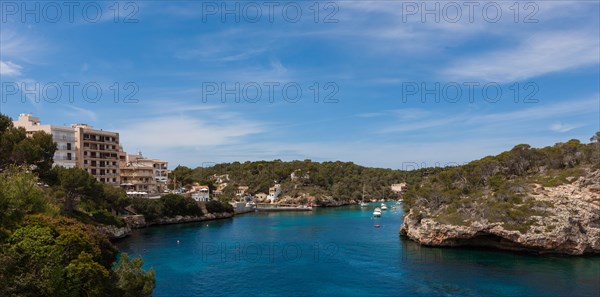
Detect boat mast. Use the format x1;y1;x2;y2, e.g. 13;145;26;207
362;184;365;202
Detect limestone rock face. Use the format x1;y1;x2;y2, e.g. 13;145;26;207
96;224;132;240
400;170;600;255
123;214;146;228
149;212;234;226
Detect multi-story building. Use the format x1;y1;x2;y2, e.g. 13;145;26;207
13;114;170;191
13;114;77;168
152;159;169;185
268;184;282;203
235;186;249;200
73;124;120;186
119;152;168;194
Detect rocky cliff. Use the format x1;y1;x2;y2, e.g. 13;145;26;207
96;224;132;240
400;170;600;255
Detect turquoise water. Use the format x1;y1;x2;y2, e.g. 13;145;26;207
116;204;600;296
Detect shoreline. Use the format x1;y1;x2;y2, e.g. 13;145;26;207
100;212;235;240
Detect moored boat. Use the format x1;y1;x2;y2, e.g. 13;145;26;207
381;203;388;210
373;208;382;217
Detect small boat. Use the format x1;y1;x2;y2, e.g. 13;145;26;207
391;205;396;210
379;199;385;202
373;224;381;228
381;203;388;210
373;208;381;217
360;202;368;207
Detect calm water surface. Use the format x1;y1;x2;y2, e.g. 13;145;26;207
116;204;600;296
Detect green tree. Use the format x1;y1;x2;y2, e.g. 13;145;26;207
0;167;52;231
65;252;111;297
113;253;155;297
55;167;101;214
0;215;118;296
0;114;57;179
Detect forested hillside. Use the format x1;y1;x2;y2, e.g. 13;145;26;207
172;160;441;203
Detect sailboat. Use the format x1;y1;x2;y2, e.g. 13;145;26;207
360;184;368;207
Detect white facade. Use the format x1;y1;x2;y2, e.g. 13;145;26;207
191;186;210;202
13;114;77;168
267;184;281;203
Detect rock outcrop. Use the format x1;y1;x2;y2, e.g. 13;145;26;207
98;212;234;240
148;212;233;226
400;170;600;255
96;224;132;240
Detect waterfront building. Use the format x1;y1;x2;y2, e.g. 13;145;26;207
267;184;282;203
72;124;120;186
13;114;77;168
235;186;249;200
191;184;210;202
255;192;268;202
153;159;169;185
120;152;169;194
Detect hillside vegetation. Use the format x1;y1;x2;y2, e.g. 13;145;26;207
400;133;600;255
0;114;155;296
172;160;437;204
403;134;599;228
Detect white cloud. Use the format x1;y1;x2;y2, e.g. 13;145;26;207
63;105;98;122
0;60;23;76
377;97;598;134
119;115;264;149
550;122;580;133
442;31;600;83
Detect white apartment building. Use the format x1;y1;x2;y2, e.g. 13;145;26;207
13;114;77;168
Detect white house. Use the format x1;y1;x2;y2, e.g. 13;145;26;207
267;184;281;203
191;185;210;202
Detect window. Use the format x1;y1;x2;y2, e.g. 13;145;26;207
67;153;72;160
67;143;71;150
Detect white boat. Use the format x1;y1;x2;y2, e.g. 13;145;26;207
360;185;368;207
373;208;381;217
379;199;385;202
381;203;388;211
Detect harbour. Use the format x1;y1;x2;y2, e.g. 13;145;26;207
115;204;600;297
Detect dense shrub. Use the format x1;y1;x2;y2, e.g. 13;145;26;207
205;200;234;214
160;194;203;217
131;195;203;221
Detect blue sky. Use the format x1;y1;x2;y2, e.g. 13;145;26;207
1;1;598;169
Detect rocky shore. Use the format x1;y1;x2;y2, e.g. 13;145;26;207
98;212;234;240
400;170;600;255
